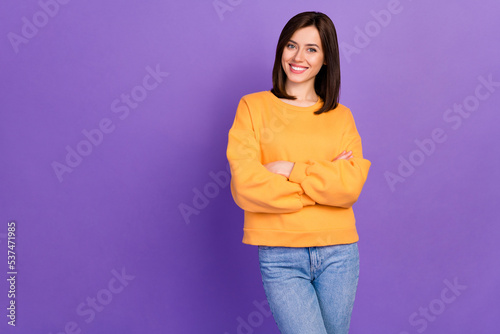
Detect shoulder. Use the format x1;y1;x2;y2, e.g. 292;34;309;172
323;103;359;126
240;91;271;104
333;102;350;113
324;102;352;118
236;91;272;115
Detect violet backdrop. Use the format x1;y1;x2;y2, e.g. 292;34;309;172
1;0;499;333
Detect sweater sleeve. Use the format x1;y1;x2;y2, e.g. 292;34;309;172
288;108;371;208
226;97;316;213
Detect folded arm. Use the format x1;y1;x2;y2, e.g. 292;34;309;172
286;110;371;208
226;98;316;213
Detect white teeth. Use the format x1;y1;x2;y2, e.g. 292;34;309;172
291;66;307;71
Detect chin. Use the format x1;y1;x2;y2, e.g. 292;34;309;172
286;74;312;84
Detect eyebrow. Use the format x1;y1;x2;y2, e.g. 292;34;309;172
289;39;320;48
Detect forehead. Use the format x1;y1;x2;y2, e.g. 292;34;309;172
289;26;322;45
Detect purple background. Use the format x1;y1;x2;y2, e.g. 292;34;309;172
1;0;499;333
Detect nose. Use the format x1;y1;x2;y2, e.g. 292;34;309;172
293;48;305;62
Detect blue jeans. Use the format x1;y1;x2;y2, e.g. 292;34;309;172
258;242;359;334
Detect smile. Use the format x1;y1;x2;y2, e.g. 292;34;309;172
289;64;308;73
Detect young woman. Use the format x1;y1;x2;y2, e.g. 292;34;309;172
226;11;371;334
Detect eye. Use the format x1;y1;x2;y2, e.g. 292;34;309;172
307;48;317;53
286;43;296;49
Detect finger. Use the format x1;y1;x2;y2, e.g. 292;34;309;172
335;151;353;161
333;153;345;161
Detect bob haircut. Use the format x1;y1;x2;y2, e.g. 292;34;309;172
271;11;341;115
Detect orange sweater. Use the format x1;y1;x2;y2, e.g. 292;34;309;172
226;91;371;247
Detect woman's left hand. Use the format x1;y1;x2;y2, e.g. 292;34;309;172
263;161;295;179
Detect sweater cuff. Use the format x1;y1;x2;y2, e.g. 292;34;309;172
300;193;315;206
289;162;309;184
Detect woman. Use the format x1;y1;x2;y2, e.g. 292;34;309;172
226;11;371;334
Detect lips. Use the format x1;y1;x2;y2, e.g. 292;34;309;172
289;64;308;74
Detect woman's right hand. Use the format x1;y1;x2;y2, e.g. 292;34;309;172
332;150;353;161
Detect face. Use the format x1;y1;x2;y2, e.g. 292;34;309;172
281;26;326;86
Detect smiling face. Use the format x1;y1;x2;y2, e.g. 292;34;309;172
281;25;326;87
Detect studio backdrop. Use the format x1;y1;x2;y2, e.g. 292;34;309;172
1;0;498;333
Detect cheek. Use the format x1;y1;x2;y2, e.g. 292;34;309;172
311;54;325;67
282;50;292;62
281;57;287;70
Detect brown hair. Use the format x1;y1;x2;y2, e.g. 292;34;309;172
271;11;341;115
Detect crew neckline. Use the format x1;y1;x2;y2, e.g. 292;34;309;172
266;90;323;112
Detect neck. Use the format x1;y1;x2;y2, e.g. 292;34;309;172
285;79;318;102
